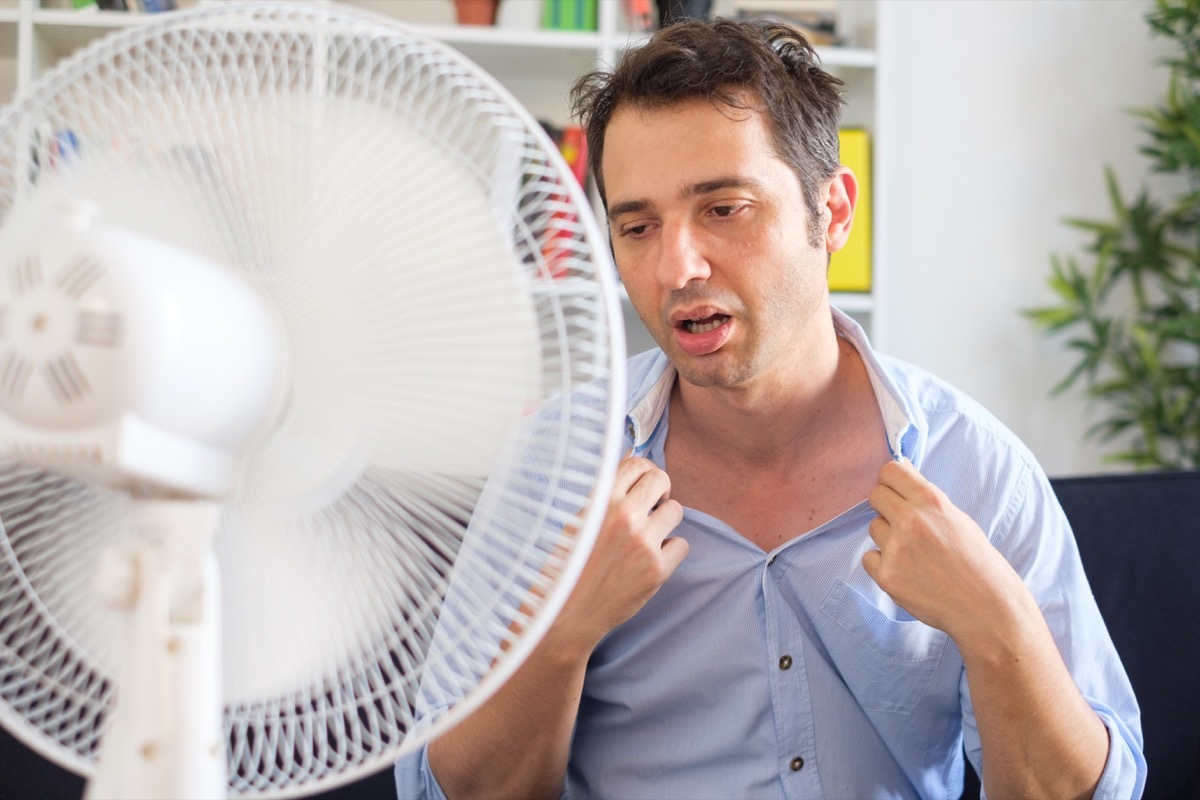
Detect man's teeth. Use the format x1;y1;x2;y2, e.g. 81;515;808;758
685;316;726;334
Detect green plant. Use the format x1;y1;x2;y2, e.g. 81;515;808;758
1025;0;1200;470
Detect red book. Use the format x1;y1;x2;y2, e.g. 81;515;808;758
559;125;588;188
625;0;653;30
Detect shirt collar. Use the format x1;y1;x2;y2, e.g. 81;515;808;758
623;307;918;460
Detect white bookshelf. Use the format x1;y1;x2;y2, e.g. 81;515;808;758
0;0;882;347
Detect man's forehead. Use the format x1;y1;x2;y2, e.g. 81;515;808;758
610;93;761;126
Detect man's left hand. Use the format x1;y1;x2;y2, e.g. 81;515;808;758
862;459;1027;645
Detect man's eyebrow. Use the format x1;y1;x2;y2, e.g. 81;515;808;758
607;177;763;220
683;176;763;197
607;199;650;219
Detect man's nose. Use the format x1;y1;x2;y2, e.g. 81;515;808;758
657;223;711;289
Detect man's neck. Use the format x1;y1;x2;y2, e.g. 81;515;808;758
662;326;890;549
668;328;861;468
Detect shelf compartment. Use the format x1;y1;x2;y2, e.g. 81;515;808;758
816;46;876;69
831;292;873;313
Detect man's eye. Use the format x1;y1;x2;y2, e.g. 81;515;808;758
711;205;741;218
624;224;649;237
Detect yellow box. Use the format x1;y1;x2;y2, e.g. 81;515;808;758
828;128;871;292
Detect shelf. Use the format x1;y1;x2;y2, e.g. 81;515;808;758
23;6;610;121
0;14;13;105
831;292;873;314
815;46;876;69
11;0;882;341
22;10;876;97
29;7;617;48
32;7;148;23
433;36;600;96
419;22;604;50
31;8;157;57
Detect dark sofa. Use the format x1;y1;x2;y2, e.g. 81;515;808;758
1046;470;1200;800
963;469;1200;799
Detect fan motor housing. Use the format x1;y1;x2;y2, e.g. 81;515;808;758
0;225;285;499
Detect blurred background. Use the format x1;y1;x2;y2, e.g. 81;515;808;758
6;0;1183;480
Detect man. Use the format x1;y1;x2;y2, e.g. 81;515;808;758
395;19;1144;800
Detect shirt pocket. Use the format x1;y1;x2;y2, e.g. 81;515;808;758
817;579;949;715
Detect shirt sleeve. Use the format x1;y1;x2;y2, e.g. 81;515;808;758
960;461;1147;800
1091;700;1150;800
393;744;450;800
390;410;585;800
393;743;574;800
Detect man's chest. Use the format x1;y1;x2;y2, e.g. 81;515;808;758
665;452;882;552
574;514;960;800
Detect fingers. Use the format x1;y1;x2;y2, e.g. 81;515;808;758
874;457;917;493
868;481;904;522
610;456;683;547
652;498;685;552
865;461;913;582
660;531;690;572
564;452;646;541
861;546;882;580
614;455;675;518
613;455;664;498
875;457;945;506
866;513;890;547
611;454;686;564
626;465;672;511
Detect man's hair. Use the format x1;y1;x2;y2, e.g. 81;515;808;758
570;18;845;235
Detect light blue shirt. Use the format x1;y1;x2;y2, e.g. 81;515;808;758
395;308;1146;800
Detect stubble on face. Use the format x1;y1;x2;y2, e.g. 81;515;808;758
606;99;831;394
653;249;818;391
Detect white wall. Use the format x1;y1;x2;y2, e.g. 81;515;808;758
874;0;1175;476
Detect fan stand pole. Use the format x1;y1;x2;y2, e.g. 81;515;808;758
86;499;226;800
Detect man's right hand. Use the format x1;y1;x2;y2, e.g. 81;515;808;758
552;454;688;658
428;455;688;800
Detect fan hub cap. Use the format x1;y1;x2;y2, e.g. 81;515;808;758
8;287;77;358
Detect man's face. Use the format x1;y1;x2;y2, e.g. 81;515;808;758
602;97;834;391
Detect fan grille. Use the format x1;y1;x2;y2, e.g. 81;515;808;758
0;4;621;795
0;463;120;765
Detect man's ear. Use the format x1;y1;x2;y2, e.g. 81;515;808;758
823;167;858;254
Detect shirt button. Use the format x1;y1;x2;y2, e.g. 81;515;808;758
790;756;805;772
767;556;776;566
779;655;793;670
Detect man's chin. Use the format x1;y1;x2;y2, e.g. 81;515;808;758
671;354;746;389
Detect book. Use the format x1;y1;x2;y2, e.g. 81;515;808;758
735;9;841;46
541;0;598;31
828;128;871;292
733;0;842;46
625;0;654;31
94;0;178;11
539;120;589;190
537;120;591;278
558;125;588;189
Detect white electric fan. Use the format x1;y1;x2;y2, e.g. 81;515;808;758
0;2;625;797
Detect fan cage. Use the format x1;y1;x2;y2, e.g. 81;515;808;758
0;3;624;796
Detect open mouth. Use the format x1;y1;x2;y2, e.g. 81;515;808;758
681;314;730;334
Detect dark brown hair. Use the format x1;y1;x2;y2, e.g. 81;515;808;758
570;18;845;234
